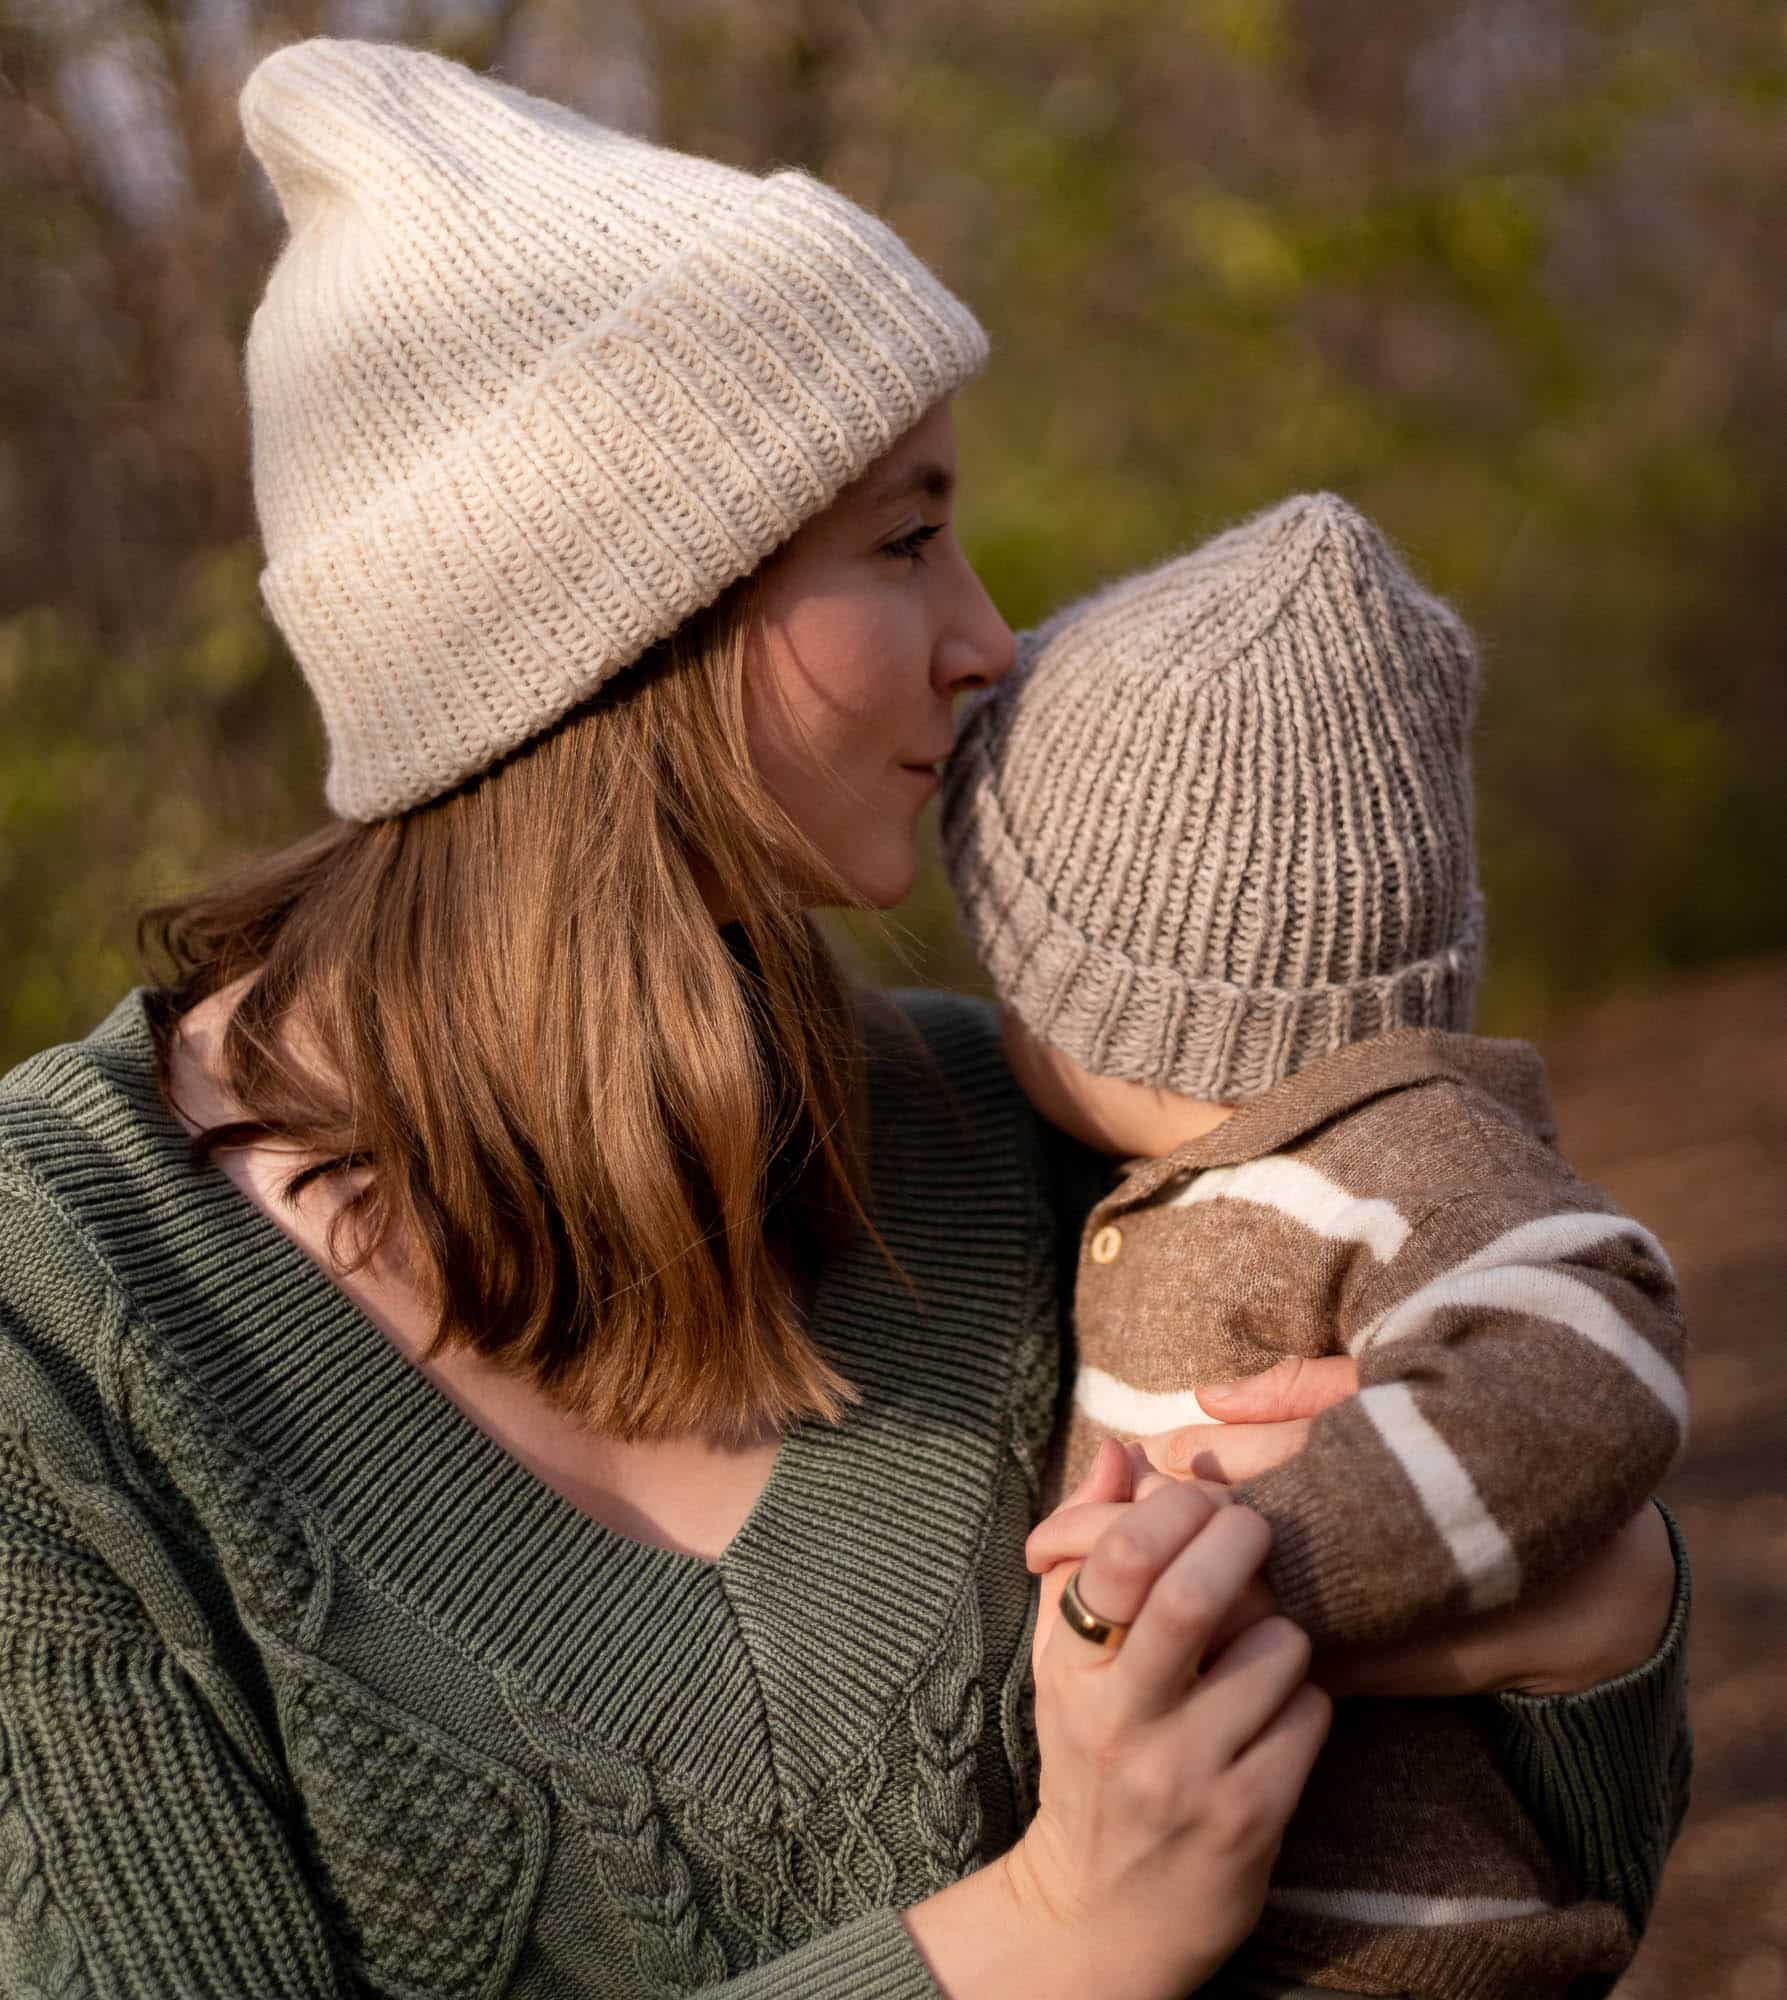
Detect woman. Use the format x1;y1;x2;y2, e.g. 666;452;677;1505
0;38;1684;2000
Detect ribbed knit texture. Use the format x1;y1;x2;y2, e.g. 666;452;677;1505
941;494;1483;1101
0;995;1687;1995
1491;1504;1694;1960
241;39;988;819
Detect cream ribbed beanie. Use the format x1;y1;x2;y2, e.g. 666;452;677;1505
941;494;1484;1101
239;39;988;820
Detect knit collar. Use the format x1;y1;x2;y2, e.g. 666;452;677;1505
1095;1028;1555;1221
13;989;1048;1814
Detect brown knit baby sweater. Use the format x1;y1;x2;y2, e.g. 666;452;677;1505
1059;1028;1688;2000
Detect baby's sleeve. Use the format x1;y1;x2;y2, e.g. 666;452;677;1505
1232;1178;1687;1649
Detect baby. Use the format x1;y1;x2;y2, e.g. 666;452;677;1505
940;494;1687;2000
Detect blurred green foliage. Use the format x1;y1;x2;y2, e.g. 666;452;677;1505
3;0;1784;1070
0;554;324;1057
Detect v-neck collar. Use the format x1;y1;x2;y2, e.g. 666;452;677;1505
16;990;1046;1812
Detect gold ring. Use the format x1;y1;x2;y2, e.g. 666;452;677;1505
1058;1566;1129;1651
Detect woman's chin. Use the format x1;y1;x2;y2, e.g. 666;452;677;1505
842;842;921;912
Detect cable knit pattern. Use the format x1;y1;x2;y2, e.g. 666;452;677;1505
505;1699;731;1992
0;990;1692;1995
995;1308;1054;1828
0;1437;141;1648
908;1588;986;1892
995;1595;1041;1831
512;1603;997;1996
0;1706;90;2000
239;38;987;818
672;1757;906;1964
943;494;1483;1101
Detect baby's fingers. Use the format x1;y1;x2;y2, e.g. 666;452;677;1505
1200;1355;1359;1424
1141;1417;1314;1483
1134;1468;1237;1509
1074;1436;1137;1506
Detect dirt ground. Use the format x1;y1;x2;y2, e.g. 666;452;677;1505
1536;956;1787;2000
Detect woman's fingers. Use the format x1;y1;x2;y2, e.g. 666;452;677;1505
1024;1438;1142;1575
1163;1612;1313;1770
1140;1416;1314;1482
1026;1499;1133;1575
1025;1474;1228;1573
1029;1438;1136;1549
1218;1680;1334;1842
1201;1570;1280;1658
1048;1481;1225;1655
1196;1355;1360;1423
1020;1482;1323;1999
1027;1448;1149;1678
1094;1504;1274;1716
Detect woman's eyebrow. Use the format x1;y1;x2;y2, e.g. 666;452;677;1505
862;461;956;509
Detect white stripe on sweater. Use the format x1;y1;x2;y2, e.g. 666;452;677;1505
1352;1210;1676;1354
1073;1368;1225;1435
1163;1156;1410;1263
1358;1382;1522;1609
1353;1262;1688;1432
1444;1209;1677;1287
1269;1887;1551;1927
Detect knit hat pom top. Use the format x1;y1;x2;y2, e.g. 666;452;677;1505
240;38;987;819
942;494;1485;1102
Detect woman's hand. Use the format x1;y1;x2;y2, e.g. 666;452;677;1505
1138;1354;1679;1697
992;1445;1330;2000
1024;1447;1272;1675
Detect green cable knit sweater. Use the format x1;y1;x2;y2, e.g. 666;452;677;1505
0;989;1688;1999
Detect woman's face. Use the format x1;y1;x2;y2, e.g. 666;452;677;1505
745;400;1016;908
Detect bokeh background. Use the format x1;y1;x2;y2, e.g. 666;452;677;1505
2;2;1783;1994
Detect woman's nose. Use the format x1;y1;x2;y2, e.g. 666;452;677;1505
934;558;1016;695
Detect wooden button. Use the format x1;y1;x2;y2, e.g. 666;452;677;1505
1090;1225;1123;1265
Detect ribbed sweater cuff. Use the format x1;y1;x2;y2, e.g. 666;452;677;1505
1491;1500;1692;1937
717;1909;942;1999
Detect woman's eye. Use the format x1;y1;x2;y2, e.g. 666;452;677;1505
881;523;943;566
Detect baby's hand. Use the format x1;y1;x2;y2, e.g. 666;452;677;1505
1024;1442;1249;1679
1138;1356;1359;1482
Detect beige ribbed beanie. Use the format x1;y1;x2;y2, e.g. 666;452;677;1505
941;494;1484;1101
240;39;987;820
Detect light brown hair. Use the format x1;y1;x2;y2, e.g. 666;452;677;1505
145;585;872;1445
